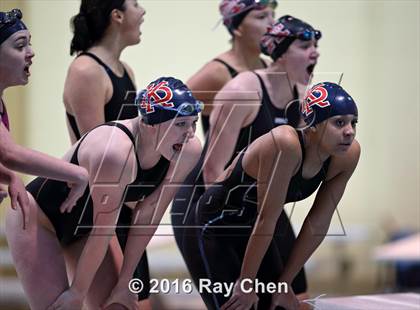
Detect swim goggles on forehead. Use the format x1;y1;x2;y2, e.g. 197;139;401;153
294;29;322;41
230;0;278;18
0;9;22;30
216;0;277;29
154;100;204;116
254;0;278;10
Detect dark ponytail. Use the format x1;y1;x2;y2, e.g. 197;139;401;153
70;0;125;55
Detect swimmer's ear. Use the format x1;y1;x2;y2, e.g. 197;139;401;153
232;26;243;38
139;118;157;132
110;8;124;25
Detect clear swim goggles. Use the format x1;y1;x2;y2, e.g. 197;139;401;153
154;100;204;116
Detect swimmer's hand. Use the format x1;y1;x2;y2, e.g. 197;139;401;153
0;185;8;203
7;176;30;229
60;167;89;214
102;282;138;310
270;286;300;310
221;279;259;310
47;288;83;310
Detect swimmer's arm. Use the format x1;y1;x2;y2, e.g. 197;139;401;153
63;59;108;138
69;141;134;298
0;162;15;184
203;74;258;185
0;122;88;184
0;166;11;203
239;130;301;282
0;163;29;228
116;139;202;286
278;141;361;285
101;176;179;308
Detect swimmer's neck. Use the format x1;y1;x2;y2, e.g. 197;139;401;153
303;131;330;164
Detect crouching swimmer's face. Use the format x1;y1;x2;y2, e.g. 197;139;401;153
136;77;202;159
301;82;358;155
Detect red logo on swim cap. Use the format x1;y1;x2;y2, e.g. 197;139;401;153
220;0;246;17
261;23;291;55
302;84;331;116
270;23;290;37
140;81;174;114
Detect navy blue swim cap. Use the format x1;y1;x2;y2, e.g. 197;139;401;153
261;15;321;61
0;9;27;46
302;82;358;126
136;77;203;125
